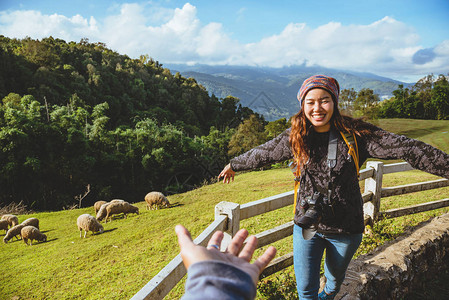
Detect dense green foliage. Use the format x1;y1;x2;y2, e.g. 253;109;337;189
0;36;267;210
377;75;449;120
337;74;449;120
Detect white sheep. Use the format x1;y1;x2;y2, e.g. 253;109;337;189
1;214;19;228
21;225;47;245
105;201;139;223
95;200;126;222
94;201;108;214
0;219;9;234
3;224;25;243
96;202;110;222
21;217;39;229
144;192;170;210
77;214;104;238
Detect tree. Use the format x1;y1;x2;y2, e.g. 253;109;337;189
219;96;240;129
200;126;235;161
414;74;434;104
265;118;289;140
339;88;357;115
89;102;110;141
228;115;267;157
431;75;449;120
354;88;380;118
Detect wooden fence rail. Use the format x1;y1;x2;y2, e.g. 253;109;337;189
132;161;449;300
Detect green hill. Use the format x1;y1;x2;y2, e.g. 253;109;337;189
1;119;449;299
0;36;262;211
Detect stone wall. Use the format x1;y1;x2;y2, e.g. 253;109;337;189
336;213;449;299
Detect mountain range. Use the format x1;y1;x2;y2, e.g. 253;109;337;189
166;64;412;121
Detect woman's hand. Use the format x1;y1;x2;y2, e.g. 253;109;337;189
218;163;236;184
175;224;277;285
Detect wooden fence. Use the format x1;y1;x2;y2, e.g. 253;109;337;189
131;161;449;300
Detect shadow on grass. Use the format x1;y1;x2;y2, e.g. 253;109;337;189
75;228;117;238
102;228;118;234
395;125;448;139
43;238;58;243
3;237;23;244
142;202;183;210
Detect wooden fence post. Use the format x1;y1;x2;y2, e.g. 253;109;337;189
215;201;240;251
364;161;384;223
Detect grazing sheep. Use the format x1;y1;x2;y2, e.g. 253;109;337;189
3;224;25;243
77;214;104;238
0;219;8;234
95;200;126;222
1;214;19;228
21;217;39;229
144;192;170;210
96;202;110;222
94;201;108;214
105;201;139;223
21;225;47;245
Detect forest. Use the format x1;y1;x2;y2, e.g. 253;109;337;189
0;36;268;210
0;36;448;211
339;74;449;120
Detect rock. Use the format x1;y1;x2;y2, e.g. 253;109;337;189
336;213;449;299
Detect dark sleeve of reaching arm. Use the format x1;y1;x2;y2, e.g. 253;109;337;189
181;261;256;300
364;127;449;179
230;128;293;171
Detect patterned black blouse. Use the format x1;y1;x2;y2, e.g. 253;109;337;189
230;121;449;234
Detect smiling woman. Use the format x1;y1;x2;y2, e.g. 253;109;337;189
219;74;449;299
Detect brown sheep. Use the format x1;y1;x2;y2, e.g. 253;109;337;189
1;214;19;228
94;201;108;214
105;201;139;223
21;217;39;229
0;219;9;234
144;192;170;210
3;224;25;243
21;226;47;245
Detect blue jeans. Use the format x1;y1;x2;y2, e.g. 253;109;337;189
293;225;362;299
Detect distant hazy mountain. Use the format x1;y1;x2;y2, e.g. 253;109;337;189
166;64;412;121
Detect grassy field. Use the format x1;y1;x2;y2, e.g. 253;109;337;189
1;119;449;299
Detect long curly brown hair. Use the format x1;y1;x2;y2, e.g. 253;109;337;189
289;100;371;170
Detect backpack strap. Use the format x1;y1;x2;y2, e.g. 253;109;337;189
291;159;301;214
340;131;360;176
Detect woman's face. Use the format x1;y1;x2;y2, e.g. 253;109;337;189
302;88;334;132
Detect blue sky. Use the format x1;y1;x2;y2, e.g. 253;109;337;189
1;0;448;82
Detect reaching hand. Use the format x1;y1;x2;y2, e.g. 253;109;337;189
175;224;277;285
218;163;236;184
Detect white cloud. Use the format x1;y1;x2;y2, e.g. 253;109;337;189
0;4;447;82
0;10;99;42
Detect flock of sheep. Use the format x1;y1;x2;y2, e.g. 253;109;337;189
1;191;171;244
1;215;46;245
